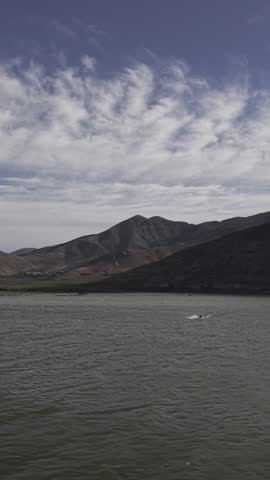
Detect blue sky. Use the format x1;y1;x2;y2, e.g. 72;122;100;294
1;0;270;250
2;0;270;82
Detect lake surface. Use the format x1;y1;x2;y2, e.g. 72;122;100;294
1;293;270;480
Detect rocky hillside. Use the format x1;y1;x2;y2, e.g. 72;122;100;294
23;215;194;274
0;252;33;277
2;210;270;279
23;211;270;277
89;222;270;293
12;248;36;256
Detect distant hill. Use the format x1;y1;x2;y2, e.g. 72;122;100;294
2;210;270;281
89;222;270;293
21;215;191;276
0;252;33;277
23;211;270;275
12;248;36;256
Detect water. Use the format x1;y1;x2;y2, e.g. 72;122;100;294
1;293;270;480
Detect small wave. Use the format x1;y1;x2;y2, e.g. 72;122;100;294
90;402;153;416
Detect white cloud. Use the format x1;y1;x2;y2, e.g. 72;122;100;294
81;55;96;71
0;57;270;250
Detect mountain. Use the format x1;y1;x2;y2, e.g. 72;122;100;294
89;222;270;293
22;215;190;276
0;252;33;277
3;210;270;280
12;248;36;256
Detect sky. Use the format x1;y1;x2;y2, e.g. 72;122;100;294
1;0;270;251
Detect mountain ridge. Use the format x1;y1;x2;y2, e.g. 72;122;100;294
2;210;270;281
84;221;270;294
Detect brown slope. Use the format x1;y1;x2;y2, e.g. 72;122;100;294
0;252;33;277
86;222;270;293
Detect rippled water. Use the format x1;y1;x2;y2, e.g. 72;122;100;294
1;293;270;479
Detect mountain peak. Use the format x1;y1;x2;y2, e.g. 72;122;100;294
128;215;147;221
2;210;270;282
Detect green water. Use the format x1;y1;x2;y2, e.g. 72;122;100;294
1;293;270;479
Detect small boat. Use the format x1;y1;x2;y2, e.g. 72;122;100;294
185;313;212;320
